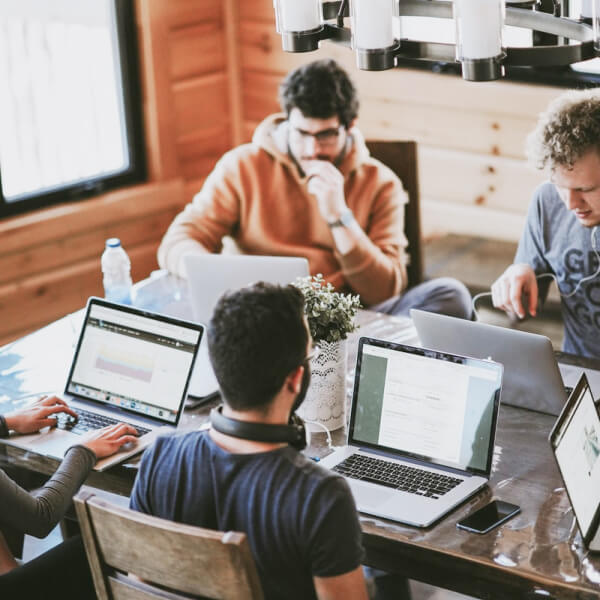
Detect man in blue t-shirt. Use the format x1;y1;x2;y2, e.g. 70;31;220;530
491;89;600;358
130;283;368;599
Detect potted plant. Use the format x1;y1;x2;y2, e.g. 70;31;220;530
293;274;361;431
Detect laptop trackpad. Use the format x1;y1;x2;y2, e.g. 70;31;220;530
21;428;77;457
352;481;397;510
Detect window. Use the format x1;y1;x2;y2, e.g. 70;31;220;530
0;0;145;218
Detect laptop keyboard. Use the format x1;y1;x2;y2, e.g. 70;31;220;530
333;454;462;500
55;409;150;437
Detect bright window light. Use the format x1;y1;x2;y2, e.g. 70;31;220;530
0;0;131;202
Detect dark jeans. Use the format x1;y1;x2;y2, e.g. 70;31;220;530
0;535;95;600
372;277;473;320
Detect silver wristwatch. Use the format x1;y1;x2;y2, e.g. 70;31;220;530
327;209;354;228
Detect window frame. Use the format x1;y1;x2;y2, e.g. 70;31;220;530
0;0;146;219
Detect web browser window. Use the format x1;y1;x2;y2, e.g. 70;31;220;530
351;344;501;473
67;304;200;423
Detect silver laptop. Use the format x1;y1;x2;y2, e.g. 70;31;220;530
184;254;309;400
320;337;503;527
550;373;600;551
2;298;203;471
411;309;600;416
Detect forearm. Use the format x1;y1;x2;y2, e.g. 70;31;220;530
336;229;407;305
0;446;95;538
157;235;209;279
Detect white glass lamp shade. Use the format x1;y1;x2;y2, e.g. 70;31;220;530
274;0;322;34
455;0;504;60
592;0;600;50
350;0;396;50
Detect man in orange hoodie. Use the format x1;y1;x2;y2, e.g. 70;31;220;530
158;59;471;319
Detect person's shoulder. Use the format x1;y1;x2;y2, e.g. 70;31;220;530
143;429;210;462
280;449;353;493
216;143;266;169
533;180;560;202
530;181;565;219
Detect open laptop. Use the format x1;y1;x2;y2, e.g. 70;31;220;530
320;337;503;527
550;373;600;551
411;309;600;416
184;254;309;400
2;298;203;471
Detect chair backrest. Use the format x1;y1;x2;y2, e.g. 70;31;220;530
366;140;423;287
74;487;264;600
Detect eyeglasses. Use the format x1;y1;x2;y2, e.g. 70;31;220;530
291;126;343;146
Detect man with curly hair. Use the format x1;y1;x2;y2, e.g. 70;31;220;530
158;59;471;320
492;88;600;357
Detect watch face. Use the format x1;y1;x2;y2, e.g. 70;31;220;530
329;210;353;228
340;210;354;226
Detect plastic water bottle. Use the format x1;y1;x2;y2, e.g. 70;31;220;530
101;238;133;304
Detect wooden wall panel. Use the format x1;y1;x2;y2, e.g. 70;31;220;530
418;148;543;214
165;0;223;28
173;74;230;138
0;242;160;346
0;181;186;344
169;24;226;81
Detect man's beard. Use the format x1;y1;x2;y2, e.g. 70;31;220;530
291;361;311;415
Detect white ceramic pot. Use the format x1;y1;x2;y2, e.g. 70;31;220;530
297;339;348;432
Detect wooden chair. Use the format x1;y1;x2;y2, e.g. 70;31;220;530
366;140;424;287
73;487;264;600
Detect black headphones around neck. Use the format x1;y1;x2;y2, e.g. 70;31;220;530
210;406;308;451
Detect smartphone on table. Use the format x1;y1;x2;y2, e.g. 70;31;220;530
456;500;521;534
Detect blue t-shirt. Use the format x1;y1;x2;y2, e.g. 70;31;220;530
515;182;600;357
130;431;364;599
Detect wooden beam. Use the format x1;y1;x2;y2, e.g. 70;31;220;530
223;0;244;146
135;0;179;181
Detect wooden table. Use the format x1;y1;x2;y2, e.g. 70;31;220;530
1;272;600;599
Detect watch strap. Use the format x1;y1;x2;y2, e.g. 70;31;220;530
327;209;354;228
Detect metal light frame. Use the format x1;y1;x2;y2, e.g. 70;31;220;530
276;0;597;81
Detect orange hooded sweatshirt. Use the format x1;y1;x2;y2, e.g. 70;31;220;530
157;114;408;306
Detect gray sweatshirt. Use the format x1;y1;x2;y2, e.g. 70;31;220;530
515;181;600;358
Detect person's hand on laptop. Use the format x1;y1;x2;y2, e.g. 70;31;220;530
491;263;539;320
80;423;139;459
3;395;78;434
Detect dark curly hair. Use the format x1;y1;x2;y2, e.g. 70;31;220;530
527;88;600;169
207;283;308;411
279;59;359;129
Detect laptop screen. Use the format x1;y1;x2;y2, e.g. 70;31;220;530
349;339;502;476
551;374;600;542
66;300;202;425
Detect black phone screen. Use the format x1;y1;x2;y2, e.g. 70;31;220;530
456;500;520;534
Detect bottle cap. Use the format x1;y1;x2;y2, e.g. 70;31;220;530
106;238;121;248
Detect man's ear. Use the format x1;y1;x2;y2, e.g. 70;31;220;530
286;365;304;394
348;118;358;131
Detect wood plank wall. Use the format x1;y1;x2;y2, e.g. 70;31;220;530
235;0;565;242
0;0;231;345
